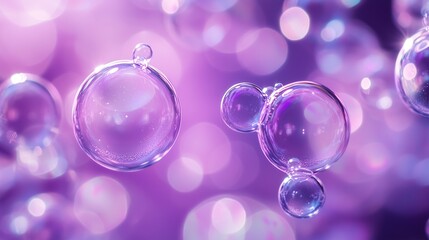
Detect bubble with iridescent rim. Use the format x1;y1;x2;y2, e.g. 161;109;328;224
395;28;429;117
259;81;350;172
0;73;61;148
278;169;325;218
73;43;181;171
221;82;266;132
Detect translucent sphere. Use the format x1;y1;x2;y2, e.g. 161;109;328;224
221;83;266;132
0;73;61;148
73;44;181;171
395;28;429;117
278;170;325;218
258;81;350;172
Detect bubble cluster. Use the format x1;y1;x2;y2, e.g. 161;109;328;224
73;43;181;171
0;73;61;149
221;81;350;218
395;28;429;117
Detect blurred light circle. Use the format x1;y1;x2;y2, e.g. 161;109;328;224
16;142;67;179
27;197;47;217
167;157;203;192
180;122;231;174
0;0;66;27
356;142;390;175
183;196;246;240
0;21;57;79
166;2;255;53
161;0;187;14
279;7;310;41
74;176;129;234
209;141;260;190
183;195;295;239
203;12;252;54
340;0;363;8
393;0;426;34
211;198;246;234
196;0;238;12
166;4;212;51
236;28;288;75
245;210;295;239
315;21;380;80
283;0;347;40
7;192;75;239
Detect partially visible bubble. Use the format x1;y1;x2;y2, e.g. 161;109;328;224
221;83;266;132
0;73;61;148
396;28;429;116
278;171;325;218
393;0;429;34
132;43;153;69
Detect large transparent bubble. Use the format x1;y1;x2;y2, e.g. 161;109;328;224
0;73;61;148
73;44;181;171
259;81;350;172
395;28;429;117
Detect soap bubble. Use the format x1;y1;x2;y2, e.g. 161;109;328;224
73;44;181;171
259;81;350;172
278;170;325;218
395;28;429;117
221;82;266;132
0;73;61;148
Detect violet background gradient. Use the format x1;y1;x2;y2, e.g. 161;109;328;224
1;0;429;239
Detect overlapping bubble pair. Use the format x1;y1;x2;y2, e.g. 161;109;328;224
221;81;350;218
0;44;181;173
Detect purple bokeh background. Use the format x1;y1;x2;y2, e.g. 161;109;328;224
0;0;429;239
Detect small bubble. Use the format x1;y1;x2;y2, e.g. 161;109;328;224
287;158;302;172
220;82;266;132
274;83;283;90
262;86;274;97
278;171;325;218
133;43;153;69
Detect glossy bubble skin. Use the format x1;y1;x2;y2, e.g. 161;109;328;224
395;28;429;117
0;73;61;148
221;82;266;132
73;61;181;171
278;170;325;218
258;81;349;172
